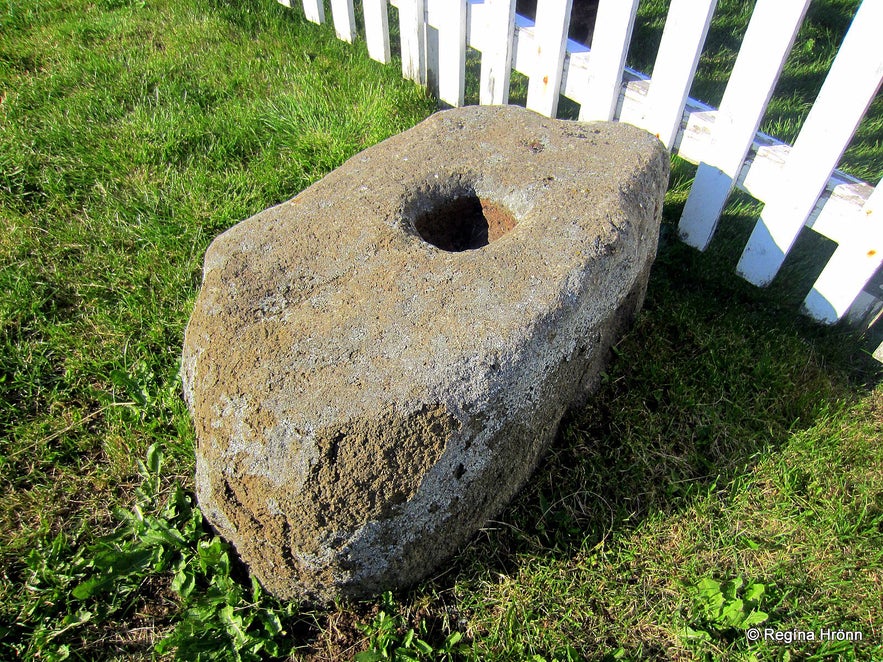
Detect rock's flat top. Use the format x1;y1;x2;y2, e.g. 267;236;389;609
182;105;669;601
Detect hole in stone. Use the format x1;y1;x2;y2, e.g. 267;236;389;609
413;193;517;252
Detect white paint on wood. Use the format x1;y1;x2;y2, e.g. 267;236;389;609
330;0;357;42
426;16;439;97
504;13;879;263
592;65;879;298
543;47;878;255
438;0;467;106
806;179;875;244
277;0;293;8
478;0;517;105
399;0;427;84
426;0;446;30
302;0;325;23
525;0;572;117
363;0;391;63
846;290;883;329
640;0;717;148
803;181;882;323
511;13;536;76
737;0;883;286
560;42;591;101
578;0;639;122
679;0;810;250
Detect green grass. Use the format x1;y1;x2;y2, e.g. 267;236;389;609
1;0;881;659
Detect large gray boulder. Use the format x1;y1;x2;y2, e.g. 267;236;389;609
182;105;668;602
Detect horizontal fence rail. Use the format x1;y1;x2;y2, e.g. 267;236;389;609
278;0;883;359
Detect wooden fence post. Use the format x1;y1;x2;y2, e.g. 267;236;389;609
363;0;391;63
525;0;572;117
640;0;717;148
803;180;882;323
578;0;639;122
302;0;325;24
399;0;427;85
678;0;810;250
330;0;357;42
437;0;467;106
479;0;517;105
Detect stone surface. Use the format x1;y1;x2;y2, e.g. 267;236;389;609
181;105;669;602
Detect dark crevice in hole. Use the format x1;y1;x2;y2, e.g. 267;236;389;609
413;193;517;252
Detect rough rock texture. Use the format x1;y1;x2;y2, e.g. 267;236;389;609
182;105;669;603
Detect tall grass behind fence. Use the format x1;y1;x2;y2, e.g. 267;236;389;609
279;0;883;359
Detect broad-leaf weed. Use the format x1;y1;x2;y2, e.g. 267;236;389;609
9;444;298;660
355;591;468;662
680;576;769;647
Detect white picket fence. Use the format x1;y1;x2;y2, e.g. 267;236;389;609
278;0;883;358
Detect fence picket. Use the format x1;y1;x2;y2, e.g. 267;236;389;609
437;0;467;107
639;0;716;148
302;0;325;24
736;0;883;287
399;0;427;84
363;0;391;63
330;0;356;42
577;0;639;122
803;180;883;323
678;0;810;250
478;0;517;105
525;0;572;117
